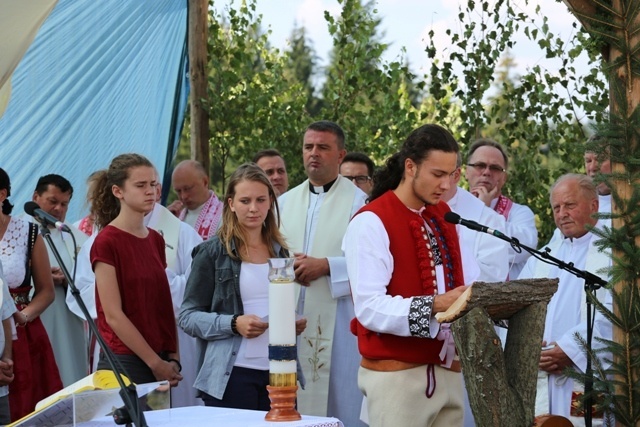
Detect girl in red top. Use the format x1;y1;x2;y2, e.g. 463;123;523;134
90;153;182;387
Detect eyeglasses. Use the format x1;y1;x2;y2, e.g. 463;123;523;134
343;175;372;184
466;162;506;173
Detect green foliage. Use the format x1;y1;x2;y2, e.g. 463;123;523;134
320;0;432;164
427;0;608;243
283;26;323;117
205;1;310;190
177;0;310;193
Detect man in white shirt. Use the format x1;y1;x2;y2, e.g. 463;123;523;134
518;174;612;425
31;174;88;387
442;153;509;284
465;138;538;278
278;120;368;426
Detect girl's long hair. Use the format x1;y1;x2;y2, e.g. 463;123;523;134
218;163;287;261
91;154;154;230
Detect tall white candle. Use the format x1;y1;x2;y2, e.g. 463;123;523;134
268;281;296;345
267;258;297;383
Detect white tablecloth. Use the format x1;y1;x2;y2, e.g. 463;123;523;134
77;406;344;427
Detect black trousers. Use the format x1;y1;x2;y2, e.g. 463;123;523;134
201;366;270;411
97;352;156;385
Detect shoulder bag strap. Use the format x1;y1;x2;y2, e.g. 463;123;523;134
20;222;38;287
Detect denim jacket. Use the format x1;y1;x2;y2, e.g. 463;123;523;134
178;236;304;399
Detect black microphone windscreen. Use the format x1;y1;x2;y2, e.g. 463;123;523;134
24;201;40;216
444;211;460;224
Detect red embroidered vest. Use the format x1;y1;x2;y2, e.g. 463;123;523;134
350;190;464;364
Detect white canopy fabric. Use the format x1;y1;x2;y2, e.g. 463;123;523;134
0;0;189;222
0;0;58;116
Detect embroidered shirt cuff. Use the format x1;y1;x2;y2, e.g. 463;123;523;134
409;296;435;338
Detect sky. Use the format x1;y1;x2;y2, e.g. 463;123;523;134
214;0;584;78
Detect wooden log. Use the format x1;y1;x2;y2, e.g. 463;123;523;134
452;303;549;427
449;278;560;426
436;278;559;323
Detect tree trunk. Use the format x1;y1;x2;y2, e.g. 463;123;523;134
188;0;209;172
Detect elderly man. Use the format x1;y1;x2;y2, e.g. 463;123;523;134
31;174;88;387
168;160;223;240
340;152;375;197
465;138;538;278
252;149;289;196
278;121;368;426
518;174;612;425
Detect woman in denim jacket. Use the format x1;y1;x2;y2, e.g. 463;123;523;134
179;163;306;410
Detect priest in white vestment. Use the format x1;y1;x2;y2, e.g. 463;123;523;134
442;160;510;427
518;174;612;426
464;139;538;278
278;121;368;426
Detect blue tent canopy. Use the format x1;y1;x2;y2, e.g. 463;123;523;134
0;0;189;222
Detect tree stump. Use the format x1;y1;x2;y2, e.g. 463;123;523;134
443;278;559;427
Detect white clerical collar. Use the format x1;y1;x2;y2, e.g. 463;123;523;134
308;177;337;194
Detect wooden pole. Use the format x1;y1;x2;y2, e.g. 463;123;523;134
188;0;210;173
608;2;640;426
563;2;640;425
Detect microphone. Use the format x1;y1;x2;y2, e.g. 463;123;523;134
24;201;71;232
444;212;506;239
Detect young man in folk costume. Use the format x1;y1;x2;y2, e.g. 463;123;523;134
345;124;468;427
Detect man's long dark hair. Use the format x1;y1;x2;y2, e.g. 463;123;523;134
370;124;459;202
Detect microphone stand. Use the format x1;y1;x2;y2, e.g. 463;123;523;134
37;223;148;427
489;230;606;427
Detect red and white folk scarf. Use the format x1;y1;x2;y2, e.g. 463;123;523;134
179;191;223;240
494;194;514;219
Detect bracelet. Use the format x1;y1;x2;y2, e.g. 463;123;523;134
20;311;30;325
167;358;182;372
231;314;239;335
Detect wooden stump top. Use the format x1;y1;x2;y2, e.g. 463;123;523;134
435;278;559;323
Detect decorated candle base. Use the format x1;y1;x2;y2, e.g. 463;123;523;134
264;385;301;421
